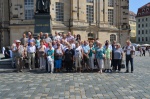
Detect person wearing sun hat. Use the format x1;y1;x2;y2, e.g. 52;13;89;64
13;40;25;72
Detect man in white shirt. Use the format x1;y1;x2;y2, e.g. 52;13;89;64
66;32;74;42
2;47;5;55
27;42;36;70
13;40;24;72
53;31;61;41
44;33;52;43
69;39;76;50
124;40;135;73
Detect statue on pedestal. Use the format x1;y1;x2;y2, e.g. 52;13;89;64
36;0;51;13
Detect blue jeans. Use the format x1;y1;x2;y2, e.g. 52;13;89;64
126;55;133;72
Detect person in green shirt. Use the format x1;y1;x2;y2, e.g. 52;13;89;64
104;44;112;73
88;42;95;71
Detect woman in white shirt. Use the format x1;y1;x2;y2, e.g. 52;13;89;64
38;40;46;70
74;42;83;72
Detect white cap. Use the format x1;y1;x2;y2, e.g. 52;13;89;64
16;40;21;43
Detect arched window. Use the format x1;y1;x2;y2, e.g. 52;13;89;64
110;34;116;42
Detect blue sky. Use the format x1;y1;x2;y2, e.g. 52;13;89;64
129;0;150;14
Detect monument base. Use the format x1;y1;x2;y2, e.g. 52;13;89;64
34;13;51;34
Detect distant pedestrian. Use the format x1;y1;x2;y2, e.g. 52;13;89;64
142;48;145;56
139;47;142;56
148;47;150;56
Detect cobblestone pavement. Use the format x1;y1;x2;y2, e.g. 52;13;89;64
0;54;150;99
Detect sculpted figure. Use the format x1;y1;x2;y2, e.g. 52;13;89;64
36;0;50;13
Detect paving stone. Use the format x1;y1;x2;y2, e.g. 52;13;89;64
0;55;150;98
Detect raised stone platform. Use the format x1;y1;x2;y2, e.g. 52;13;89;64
0;54;12;69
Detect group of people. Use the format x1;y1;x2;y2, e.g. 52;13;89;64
8;31;135;73
136;46;150;56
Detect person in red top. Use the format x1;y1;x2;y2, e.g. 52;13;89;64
43;40;49;48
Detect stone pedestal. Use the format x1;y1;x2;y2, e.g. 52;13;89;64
34;13;51;34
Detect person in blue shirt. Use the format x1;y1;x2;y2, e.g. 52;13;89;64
82;41;90;71
95;42;105;73
47;43;54;73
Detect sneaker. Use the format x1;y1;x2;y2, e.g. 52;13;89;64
105;70;107;73
20;70;23;72
29;68;32;70
113;70;116;72
108;70;111;73
125;71;129;73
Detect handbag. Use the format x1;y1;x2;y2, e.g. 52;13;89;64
94;59;98;66
80;59;84;66
121;60;125;69
47;56;52;62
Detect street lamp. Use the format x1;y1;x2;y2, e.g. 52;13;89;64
128;24;131;40
119;25;122;44
0;22;2;52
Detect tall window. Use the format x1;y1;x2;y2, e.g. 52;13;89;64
142;30;144;34
138;30;140;34
86;5;94;23
138;37;140;42
142;37;144;41
108;0;114;7
110;34;116;42
24;0;34;20
138;24;140;28
146;37;148;41
86;0;94;3
108;9;114;25
138;19;140;22
56;2;64;21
